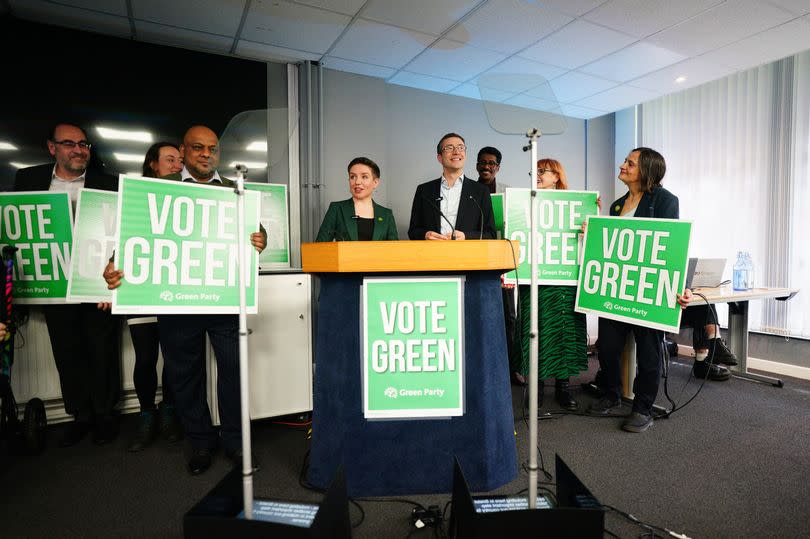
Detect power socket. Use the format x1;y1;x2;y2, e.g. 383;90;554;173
411;505;443;528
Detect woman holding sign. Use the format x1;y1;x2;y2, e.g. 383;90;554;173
512;158;588;411
123;142;185;452
587;147;691;433
315;157;398;242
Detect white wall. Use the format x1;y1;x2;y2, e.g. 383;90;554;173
321;68;615;238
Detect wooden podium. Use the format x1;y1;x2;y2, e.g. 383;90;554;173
303;240;518;496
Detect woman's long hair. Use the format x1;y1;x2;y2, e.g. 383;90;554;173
142;142;180;177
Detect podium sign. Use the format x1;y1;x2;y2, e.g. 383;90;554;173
575;216;691;333
504;189;598;285
362;277;464;419
0;191;73;304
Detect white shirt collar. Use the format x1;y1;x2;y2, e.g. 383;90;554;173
51;164;86;183
180;165;221;183
441;171;465;187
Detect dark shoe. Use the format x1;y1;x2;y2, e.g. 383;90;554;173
188;448;213;475
226;448;260;472
510;371;527;386
127;411;157;452
693;360;731;381
159;404;183;443
581;380;601;397
587;396;622;416
93;416;119;446
554;379;578;411
622;411;653;433
58;420;91;448
709;338;738;366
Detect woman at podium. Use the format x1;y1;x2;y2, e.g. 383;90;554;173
511;158;588;411
315;157;398;242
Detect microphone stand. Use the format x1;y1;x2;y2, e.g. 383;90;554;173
233;164;254;519
524;128;541;509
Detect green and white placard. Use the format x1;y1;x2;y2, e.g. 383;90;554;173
245;182;290;268
363;277;464;419
67;189;118;302
491;193;504;236
575;216;692;332
503;188;598;285
113;176;260;314
0;191;73;304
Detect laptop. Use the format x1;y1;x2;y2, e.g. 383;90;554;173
685;258;727;288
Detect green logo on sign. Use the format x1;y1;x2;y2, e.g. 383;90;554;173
575;216;692;332
363;277;464;419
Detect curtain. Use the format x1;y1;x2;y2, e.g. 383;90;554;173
641;52;810;338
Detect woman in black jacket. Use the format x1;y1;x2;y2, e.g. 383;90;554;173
587;147;691;432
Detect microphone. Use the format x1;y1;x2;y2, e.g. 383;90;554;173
468;195;484;240
421;195;456;240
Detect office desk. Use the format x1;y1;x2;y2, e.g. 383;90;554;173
621;286;799;398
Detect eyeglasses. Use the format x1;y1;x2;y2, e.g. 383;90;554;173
477;161;499;168
537;168;556;175
52;139;92;150
441;144;466;153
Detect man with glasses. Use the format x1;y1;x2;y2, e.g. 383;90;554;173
14;122;121;447
408;133;496;241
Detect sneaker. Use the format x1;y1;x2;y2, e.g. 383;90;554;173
709;338;738;366
127;410;157;452
693;360;731;381
159;404;183;443
622;411;653;433
586;396;622;415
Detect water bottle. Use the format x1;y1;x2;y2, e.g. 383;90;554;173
732;251;753;290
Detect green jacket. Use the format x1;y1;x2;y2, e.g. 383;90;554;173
315;198;398;242
162;171;266;241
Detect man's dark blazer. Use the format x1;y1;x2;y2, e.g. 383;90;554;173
315;198;398;242
609;186;679;219
408;175;496;240
14;163;118;192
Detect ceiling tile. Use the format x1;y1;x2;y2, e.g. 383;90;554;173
133;0;246;35
574;84;659;112
38;0;129;16
363;0;479;36
476;57;568;92
10;0;132;37
698;17;810;70
519;19;637;69
535;0;607;17
627;56;736;92
548;71;619;103
405;39;507;82
648;0;796;56
329;19;433;68
387;71;461;93
764;0;810;15
241;0;351;54
236;39;321;63
579;41;687;82
293;0;367;16
446;0;573;54
583;0;723;38
136;21;234;53
449;83;516;102
503;93;565;113
322;57;396;79
559;103;609;119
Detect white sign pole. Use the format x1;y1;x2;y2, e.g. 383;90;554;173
527;128;541;510
234;165;254;519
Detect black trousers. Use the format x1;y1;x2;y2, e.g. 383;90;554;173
158;314;240;452
128;316;173;411
597;317;664;415
502;287;517;372
680;304;719;349
41;304;120;422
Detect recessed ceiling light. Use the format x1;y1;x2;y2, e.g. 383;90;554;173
228;161;267;169
10;162;33;169
0;142;18;151
114;152;145;162
96;127;154;143
245;141;267;152
675;76;687;84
